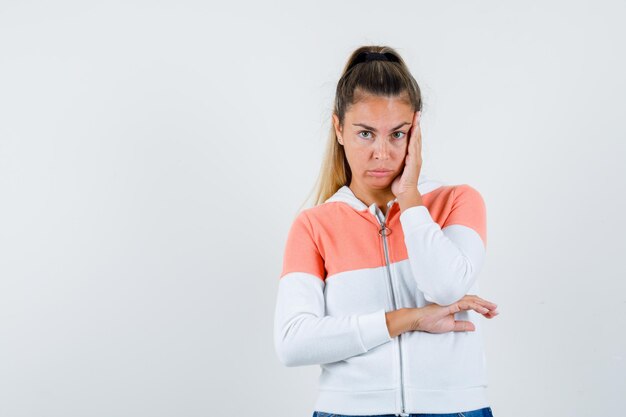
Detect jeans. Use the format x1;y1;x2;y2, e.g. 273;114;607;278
312;406;494;417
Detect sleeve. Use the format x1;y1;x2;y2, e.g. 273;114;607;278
273;211;393;367
399;184;487;306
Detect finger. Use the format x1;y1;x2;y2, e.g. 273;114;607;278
407;111;417;141
457;296;498;316
452;320;475;332
476;304;490;314
475;299;498;310
407;127;421;162
452;301;489;316
466;295;497;310
469;302;498;318
482;309;500;319
413;114;422;149
455;299;481;310
410;111;420;141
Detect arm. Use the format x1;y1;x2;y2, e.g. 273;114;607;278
274;272;393;367
398;184;487;306
273;212;393;367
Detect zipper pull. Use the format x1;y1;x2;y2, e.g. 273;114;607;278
378;224;392;237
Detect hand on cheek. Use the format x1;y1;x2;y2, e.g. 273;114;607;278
391;111;422;197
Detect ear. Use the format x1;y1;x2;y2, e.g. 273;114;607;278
332;113;343;144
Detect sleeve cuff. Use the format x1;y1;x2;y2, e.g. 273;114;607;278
357;308;393;351
399;205;434;231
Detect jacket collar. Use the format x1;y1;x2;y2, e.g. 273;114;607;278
323;174;445;213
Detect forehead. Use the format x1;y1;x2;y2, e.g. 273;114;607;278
345;95;413;127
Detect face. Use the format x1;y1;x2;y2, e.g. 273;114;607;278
332;94;414;193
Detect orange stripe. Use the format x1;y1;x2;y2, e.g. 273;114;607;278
441;184;487;247
280;185;486;280
280;211;326;281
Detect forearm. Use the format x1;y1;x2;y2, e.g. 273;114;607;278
401;222;479;305
274;273;393;367
397;188;486;306
275;309;392;366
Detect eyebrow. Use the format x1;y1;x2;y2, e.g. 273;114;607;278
352;122;411;132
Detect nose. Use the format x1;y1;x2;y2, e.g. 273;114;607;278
373;139;390;160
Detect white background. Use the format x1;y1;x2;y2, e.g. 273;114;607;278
1;1;624;416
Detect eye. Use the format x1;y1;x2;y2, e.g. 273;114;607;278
392;131;406;140
357;130;373;139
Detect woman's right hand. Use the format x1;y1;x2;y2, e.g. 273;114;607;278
410;295;499;333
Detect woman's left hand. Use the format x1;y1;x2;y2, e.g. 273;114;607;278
391;110;422;197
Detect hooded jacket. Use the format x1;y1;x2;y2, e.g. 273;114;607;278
273;174;489;416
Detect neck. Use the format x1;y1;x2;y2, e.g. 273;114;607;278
348;181;396;214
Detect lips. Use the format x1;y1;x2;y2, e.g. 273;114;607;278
368;169;393;177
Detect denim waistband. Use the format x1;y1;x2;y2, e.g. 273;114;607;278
312;405;494;417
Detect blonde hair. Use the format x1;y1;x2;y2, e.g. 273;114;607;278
299;45;423;211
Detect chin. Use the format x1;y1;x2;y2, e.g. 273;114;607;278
365;177;393;188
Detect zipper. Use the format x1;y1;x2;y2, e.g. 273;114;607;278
374;200;409;417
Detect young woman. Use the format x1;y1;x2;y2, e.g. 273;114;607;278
273;45;500;417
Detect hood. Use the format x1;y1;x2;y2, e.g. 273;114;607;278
323;173;446;213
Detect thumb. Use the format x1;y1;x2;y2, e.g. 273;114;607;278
452;321;475;332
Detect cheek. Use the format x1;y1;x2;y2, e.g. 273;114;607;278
392;144;408;157
344;148;367;168
392;146;408;165
350;148;370;161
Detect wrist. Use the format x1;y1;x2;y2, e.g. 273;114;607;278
408;307;424;332
397;189;423;213
385;308;416;338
